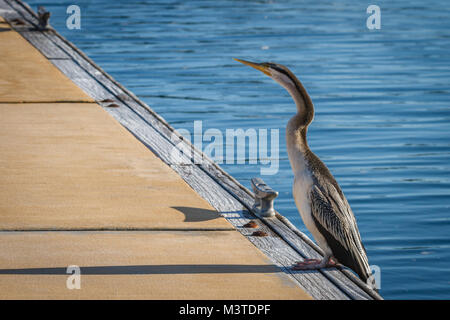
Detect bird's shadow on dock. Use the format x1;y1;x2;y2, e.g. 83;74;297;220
0;264;281;275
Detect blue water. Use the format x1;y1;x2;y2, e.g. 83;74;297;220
27;0;450;299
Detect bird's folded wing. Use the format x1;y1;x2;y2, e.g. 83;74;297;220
309;184;367;261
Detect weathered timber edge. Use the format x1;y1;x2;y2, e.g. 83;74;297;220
1;0;382;300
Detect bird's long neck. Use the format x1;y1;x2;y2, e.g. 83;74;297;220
283;76;314;152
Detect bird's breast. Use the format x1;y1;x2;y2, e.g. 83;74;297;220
293;170;314;230
287;144;313;221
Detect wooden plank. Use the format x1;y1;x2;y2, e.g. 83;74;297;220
19;30;70;59
0;231;314;300
50;59;116;101
0;102;238;232
0;0;34;28
0;0;21;21
5;0;381;299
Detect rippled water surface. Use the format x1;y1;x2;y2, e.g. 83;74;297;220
27;0;450;299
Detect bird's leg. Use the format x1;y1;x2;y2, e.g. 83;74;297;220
292;255;336;270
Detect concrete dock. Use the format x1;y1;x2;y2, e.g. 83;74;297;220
0;16;312;299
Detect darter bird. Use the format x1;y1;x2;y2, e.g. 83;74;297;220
234;58;375;289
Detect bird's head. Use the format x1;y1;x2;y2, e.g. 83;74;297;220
234;58;314;127
233;58;298;91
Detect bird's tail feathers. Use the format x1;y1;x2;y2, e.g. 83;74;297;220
354;252;377;291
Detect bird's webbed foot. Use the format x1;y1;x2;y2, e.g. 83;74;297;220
291;257;336;270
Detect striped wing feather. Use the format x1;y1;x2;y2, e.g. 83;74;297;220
309;184;371;282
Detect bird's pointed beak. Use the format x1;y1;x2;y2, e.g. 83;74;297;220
234;58;271;76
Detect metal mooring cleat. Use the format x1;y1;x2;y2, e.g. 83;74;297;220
251;177;278;218
37;6;51;30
